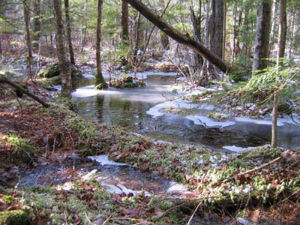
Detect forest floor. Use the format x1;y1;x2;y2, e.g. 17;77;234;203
0;80;300;225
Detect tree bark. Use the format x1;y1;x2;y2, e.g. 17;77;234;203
277;0;287;59
32;0;41;52
64;0;75;65
271;92;279;148
252;0;272;71
270;0;279;48
53;0;72;97
209;0;225;59
23;0;33;76
121;0;129;46
190;0;203;79
124;0;230;73
95;0;106;88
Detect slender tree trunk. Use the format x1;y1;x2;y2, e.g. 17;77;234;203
190;0;203;82
53;0;72;97
124;0;229;73
277;0;287;59
252;0;272;71
64;0;75;65
32;0;41;52
271;92;279;148
95;0;107;89
288;13;295;59
270;0;279;48
121;0;129;46
23;0;33;76
0;36;2;55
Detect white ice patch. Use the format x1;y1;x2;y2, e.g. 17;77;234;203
100;182;151;196
222;145;253;152
186;115;235;128
82;73;95;79
71;85;121;98
87;155;127;166
146;100;200;118
235;117;285;126
167;182;189;193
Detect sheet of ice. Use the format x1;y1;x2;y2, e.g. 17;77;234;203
167;182;189;193
87;155;127;166
146;100;200;118
235;117;285;126
222;145;253;152
186;115;235;128
99;182;151;196
223;144;270;152
82;73;95;79
71;85;121;98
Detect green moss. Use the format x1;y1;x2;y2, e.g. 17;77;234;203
37;63;82;79
0;210;31;225
95;82;108;89
207;111;230;122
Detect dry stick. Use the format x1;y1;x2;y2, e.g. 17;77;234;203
0;78;49;107
186;200;202;225
223;156;283;183
237;156;282;177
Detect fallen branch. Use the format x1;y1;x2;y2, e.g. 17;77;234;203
236;156;282;178
124;0;230;73
0;78;50;108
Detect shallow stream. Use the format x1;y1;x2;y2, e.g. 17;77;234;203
72;71;300;151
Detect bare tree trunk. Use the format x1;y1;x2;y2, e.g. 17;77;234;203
64;0;75;65
209;0;225;59
277;0;287;59
95;0;106;89
190;0;203;83
0;35;2;55
200;0;210;85
23;0;33;76
288;13;295;59
121;0;129;46
271;92;279;148
53;0;72;97
32;0;41;52
124;0;230;73
252;0;272;71
270;0;279;49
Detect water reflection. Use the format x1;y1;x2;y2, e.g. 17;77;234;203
72;75;300;150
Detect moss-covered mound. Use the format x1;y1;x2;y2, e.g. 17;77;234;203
37;63;82;78
110;76;145;88
0;210;31;225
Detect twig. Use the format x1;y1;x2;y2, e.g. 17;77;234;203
186;200;202;225
102;215;112;225
151;203;185;221
237;156;282;178
221;155;283;183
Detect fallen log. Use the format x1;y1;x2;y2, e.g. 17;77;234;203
0;78;50;108
124;0;230;73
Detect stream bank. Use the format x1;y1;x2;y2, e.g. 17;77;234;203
1;88;300;224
